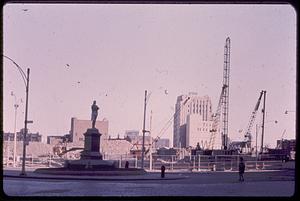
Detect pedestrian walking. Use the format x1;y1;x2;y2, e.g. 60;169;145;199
161;165;166;178
239;157;245;182
125;161;129;169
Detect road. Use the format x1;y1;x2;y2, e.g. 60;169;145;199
3;169;295;197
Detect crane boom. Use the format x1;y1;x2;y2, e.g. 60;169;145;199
57;147;84;157
208;85;227;150
244;90;264;152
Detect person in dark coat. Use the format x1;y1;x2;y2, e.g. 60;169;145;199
125;161;129;169
239;157;245;182
161;165;166;178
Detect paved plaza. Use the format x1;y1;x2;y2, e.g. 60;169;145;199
3;167;295;197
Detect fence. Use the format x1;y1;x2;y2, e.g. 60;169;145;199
104;154;287;171
3;153;287;171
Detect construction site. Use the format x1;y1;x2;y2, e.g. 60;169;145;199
133;37;294;172
3;37;295;172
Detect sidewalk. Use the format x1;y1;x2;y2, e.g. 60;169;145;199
3;167;295;196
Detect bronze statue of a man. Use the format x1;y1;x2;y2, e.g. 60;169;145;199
91;100;99;128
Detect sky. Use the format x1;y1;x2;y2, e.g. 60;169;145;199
3;4;296;148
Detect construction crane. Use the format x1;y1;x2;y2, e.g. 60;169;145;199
222;37;230;150
243;90;264;153
208;85;227;150
208;37;231;150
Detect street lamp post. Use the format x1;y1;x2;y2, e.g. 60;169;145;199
3;55;30;176
140;90;169;169
20;68;30;176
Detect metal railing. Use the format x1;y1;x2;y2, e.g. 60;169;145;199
3;153;288;171
101;154;287;171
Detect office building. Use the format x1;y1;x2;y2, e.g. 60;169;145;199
173;92;214;148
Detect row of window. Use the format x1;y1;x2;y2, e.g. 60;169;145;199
197;128;209;132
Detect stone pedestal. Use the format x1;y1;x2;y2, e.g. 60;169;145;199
80;128;103;160
65;127;118;170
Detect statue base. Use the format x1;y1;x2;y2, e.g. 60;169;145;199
65;159;118;170
80;128;102;160
62;127;118;170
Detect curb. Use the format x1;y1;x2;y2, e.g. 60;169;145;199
3;174;187;181
33;168;147;176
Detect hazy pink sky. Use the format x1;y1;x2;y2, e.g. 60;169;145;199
3;4;296;147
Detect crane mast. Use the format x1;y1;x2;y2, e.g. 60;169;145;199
222;37;230;150
244;90;264;153
208;37;231;150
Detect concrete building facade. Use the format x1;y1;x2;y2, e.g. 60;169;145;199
186;114;222;149
3;130;42;142
173;92;214;148
69;117;109;149
47;136;65;145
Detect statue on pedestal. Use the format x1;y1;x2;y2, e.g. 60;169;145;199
91;100;99;128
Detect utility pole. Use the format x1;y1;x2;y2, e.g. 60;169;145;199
141;90;147;169
149;110;153;171
260;90;266;154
